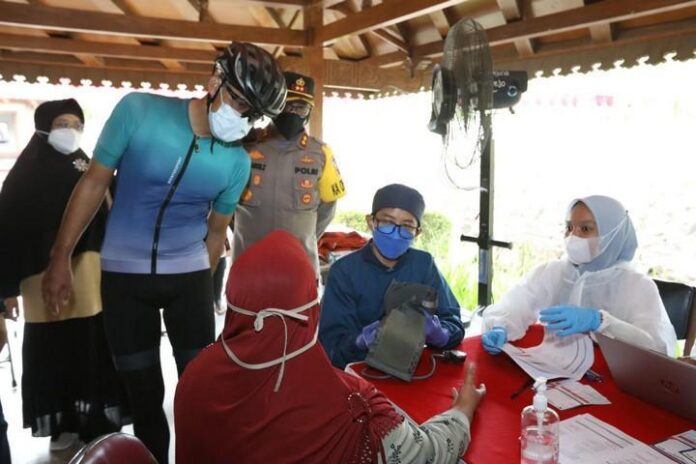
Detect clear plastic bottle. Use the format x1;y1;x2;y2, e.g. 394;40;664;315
520;377;560;464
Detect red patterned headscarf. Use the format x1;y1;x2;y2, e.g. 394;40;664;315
175;230;403;464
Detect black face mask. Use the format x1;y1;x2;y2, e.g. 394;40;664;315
275;112;307;139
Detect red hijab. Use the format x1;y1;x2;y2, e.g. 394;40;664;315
174;231;403;464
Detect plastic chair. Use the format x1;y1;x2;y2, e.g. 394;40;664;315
69;433;158;464
654;279;696;356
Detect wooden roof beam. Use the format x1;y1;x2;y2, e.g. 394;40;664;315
309;0;345;7
429;10;450;39
364;0;696;66
497;0;522;20
590;23;614;43
109;0;138;13
496;0;536;58
0;33;216;63
74;54;106;67
330;1;373;57
25;0;106;67
318;0;465;43
489;0;696;44
107;0;196;73
370;29;408;53
184;0;214;22
0;2;307;47
495;17;696;66
429;7;459;39
396;22;413;51
263;7;302;58
215;0;308;7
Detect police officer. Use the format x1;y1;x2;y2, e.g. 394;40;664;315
235;72;346;272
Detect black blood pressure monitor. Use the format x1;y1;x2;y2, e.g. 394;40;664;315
442;349;467;364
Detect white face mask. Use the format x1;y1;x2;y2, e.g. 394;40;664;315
46;128;82;154
208;98;252;143
565;235;598;265
221;297;320;392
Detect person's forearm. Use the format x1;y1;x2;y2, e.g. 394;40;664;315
206;232;225;272
381;410;470;464
206;211;232;272
596;310;660;352
315;201;336;237
51;174;109;260
439;314;465;347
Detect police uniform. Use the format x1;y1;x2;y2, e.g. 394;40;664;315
234;73;346;272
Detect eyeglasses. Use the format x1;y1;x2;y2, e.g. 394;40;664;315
284;101;312;118
215;77;263;122
52;121;84;131
373;216;419;239
222;85;261;120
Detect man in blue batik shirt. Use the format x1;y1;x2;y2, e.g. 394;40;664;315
320;184;465;369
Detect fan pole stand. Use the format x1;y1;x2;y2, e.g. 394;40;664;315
461;138;512;308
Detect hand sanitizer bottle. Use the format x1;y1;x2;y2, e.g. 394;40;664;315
520;377;559;464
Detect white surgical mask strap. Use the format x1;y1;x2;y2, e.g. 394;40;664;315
596;214;628;256
221;297;320;392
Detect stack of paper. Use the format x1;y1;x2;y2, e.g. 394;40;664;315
559;414;674;463
546;380;610;410
501;329;594;380
653;430;696;464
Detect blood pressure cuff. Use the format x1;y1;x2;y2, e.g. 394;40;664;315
382;280;438;315
366;281;437;381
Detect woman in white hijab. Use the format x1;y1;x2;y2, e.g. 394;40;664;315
481;195;677;356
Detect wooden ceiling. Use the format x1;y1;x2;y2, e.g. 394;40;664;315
0;0;695;94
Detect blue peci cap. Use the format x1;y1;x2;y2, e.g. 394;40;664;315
372;184;425;225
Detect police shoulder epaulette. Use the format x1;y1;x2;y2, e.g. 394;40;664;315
297;132;310;149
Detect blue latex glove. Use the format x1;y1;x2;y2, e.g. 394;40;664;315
539;304;601;336
481;326;507;354
425;314;450;348
355;320;380;351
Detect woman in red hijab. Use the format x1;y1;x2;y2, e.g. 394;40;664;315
175;230;485;463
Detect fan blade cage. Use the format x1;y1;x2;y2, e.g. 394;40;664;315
440;18;494;185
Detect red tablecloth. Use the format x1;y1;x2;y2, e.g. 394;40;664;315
352;325;696;463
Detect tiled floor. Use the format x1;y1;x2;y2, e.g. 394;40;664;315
1;312;227;464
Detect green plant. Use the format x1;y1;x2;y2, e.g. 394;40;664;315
418;212;452;262
490;241;561;303
333;211;369;234
439;263;478;312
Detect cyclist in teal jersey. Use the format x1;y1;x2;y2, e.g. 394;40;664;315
42;43;287;463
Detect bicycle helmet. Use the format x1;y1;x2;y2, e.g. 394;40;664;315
214;42;287;120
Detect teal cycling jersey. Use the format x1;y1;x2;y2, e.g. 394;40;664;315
94;92;250;274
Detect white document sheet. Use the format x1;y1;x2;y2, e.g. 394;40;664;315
501;329;594;380
653;430;696;464
546;380;611;410
559;414;674;464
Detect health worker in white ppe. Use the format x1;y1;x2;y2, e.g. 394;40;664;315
481;195;677;356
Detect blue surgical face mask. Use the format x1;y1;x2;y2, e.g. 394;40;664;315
372;226;413;260
208;97;251;143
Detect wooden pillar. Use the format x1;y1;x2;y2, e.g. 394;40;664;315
304;4;324;139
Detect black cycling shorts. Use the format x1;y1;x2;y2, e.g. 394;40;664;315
101;269;214;374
